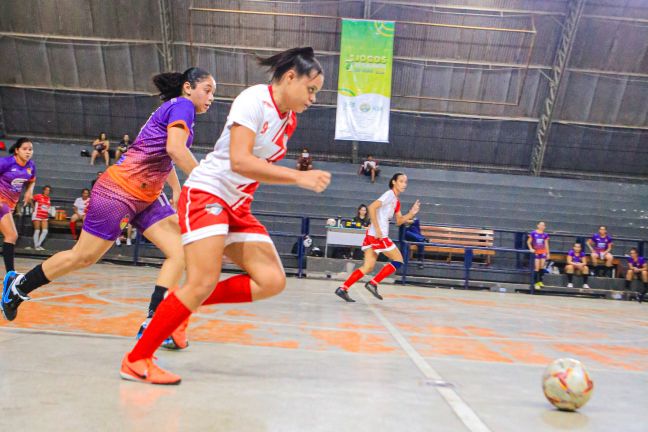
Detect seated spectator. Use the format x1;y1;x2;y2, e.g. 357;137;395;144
115;134;131;162
359;155;380;183
625;248;648;300
565;242;590;289
70;189;90;240
29;185;52;250
296;147;313;171
404;218;427;263
90;132;110;166
91;171;103;189
116;217;133;247
352;204;371;228
587;225;614;277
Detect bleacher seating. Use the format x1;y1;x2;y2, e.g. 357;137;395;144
10;141;648;277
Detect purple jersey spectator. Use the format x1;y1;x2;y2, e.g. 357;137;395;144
628;256;645;268
529;230;549;253
0;155;36;209
591;234;613;253
568;249;585;264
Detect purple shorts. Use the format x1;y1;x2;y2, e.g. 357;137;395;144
535;253;547;260
83;176;175;241
0;202;12;219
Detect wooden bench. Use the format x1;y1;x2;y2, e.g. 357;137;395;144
412;226;495;264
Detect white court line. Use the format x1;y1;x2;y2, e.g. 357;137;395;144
358;290;492;432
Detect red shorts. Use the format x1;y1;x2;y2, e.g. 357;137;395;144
178;186;271;246
362;234;396;254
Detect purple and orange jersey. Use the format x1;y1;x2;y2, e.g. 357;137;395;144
568;249;586;264
106;97;195;202
528;230;549;254
590;234;613;253
0;156;36;208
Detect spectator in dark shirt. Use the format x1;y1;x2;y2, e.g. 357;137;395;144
91;171;103;189
90;132;110;166
352;204;370;228
296;147;313;171
115;134;131;161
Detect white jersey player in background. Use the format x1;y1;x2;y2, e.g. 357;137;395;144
335;173;420;302
122;47;331;384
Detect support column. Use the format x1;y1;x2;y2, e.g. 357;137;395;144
158;0;174;72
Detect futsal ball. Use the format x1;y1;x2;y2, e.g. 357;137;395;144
326;218;337;227
542;358;594;411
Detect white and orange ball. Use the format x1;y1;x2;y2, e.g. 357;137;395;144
542;358;594;411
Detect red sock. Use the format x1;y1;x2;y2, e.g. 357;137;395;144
371;263;397;285
128;293;191;362
342;269;365;290
202;274;253;305
69;221;77;238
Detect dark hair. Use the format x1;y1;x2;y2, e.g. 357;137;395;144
599;225;607;230
82;188;90;194
302;147;309;152
630;247;638;254
257;47;323;82
42;185;51;192
97;132;107;140
573;242;581;247
9;138;32;155
153;67;211;102
357;204;368;218
389;172;405;189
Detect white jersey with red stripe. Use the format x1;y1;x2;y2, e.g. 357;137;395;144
185;84;297;210
368;190;401;238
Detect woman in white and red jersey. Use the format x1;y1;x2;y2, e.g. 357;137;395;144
335;173;420;302
30;185;51;250
121;47;331;384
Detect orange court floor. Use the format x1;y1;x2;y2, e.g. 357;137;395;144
1;258;647;432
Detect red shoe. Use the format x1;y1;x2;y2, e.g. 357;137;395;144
120;354;181;385
161;316;189;350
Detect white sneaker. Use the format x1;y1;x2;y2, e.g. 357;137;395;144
25;246;32;250
567;283;574;288
115;238;121;246
35;246;45;251
583;284;591;289
126;238;132;246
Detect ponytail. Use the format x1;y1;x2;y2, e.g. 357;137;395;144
257;47;323;82
152;67;211;101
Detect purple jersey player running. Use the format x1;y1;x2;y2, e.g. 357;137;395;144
587;225;614;277
527;221;550;289
1;68;215;336
0;138;36;274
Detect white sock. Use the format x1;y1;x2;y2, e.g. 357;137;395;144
33;229;40;247
38;230;48;247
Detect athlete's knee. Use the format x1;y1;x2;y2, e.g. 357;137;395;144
3;232;17;243
74;250;102;268
258;270;286;297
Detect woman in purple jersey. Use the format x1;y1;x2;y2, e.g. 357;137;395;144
0;138;36;274
1;69;215;332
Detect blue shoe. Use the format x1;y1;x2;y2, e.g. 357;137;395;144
136;318;151;340
1;271;29;321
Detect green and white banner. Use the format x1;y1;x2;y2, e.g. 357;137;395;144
335;19;395;143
